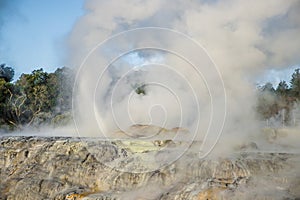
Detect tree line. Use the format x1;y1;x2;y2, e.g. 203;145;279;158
1;63;300;132
257;68;300;126
0;64;73;132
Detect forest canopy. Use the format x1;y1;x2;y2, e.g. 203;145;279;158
0;64;73;132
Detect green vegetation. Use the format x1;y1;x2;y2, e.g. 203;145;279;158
257;68;300;125
134;83;147;95
1;62;299;132
0;64;73;132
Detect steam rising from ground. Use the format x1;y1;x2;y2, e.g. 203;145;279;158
1;2;300;199
67;0;300;173
69;0;300;143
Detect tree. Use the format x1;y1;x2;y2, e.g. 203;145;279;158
0;78;23;130
290;68;300;99
15;69;55;126
0;63;15;82
15;68;73;127
261;82;275;93
276;80;289;97
0;66;74;131
257;82;278;120
52;67;74;113
0;79;12;128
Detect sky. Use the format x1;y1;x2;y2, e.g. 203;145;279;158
0;0;298;86
257;65;299;87
0;0;84;79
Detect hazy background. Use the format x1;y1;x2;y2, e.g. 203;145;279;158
1;0;300;144
0;0;298;84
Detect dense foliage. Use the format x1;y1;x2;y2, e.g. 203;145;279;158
0;64;73;131
257;68;300;126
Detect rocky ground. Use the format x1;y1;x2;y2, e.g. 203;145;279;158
1;126;300;200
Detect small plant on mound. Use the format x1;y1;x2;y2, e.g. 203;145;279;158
133;83;147;96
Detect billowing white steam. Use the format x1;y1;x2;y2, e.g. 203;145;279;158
68;0;300;147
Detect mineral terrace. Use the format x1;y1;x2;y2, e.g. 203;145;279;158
1;126;299;199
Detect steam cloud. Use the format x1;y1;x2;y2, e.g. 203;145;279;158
68;0;300;148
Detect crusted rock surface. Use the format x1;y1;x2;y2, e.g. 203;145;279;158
1;129;300;199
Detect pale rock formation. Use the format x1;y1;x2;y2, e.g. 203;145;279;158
1;125;299;199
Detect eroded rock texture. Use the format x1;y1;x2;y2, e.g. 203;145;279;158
1;133;299;199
